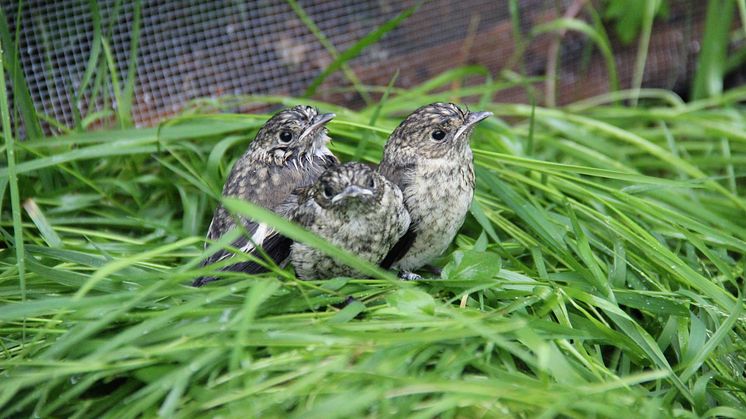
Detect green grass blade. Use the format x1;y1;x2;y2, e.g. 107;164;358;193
691;0;735;100
354;69;398;159
0;28;26;301
100;37;125;128
73;0;104;130
0;4;43;139
629;0;658;106
287;0;371;105
531;17;619;95
22;198;61;248
119;0;141;128
302;2;419;98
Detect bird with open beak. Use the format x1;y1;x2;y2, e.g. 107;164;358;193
194;105;337;286
287;162;410;280
378;102;492;280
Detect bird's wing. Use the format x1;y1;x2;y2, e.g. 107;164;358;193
380;227;416;269
201;220;272;265
194;184;315;287
194;220;292;286
195;158;336;286
378;161;417;269
275;187;303;220
223;186;311;276
378;161;413;195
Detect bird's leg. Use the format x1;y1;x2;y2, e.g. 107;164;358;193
398;271;423;281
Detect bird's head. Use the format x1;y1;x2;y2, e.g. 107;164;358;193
384;102;491;160
311;162;384;213
250;105;335;164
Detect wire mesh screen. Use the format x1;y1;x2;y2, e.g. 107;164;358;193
3;0;708;133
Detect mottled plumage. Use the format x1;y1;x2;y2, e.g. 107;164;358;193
194;105;338;286
288;162;410;280
379;103;491;279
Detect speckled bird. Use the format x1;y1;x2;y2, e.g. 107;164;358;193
287;162;410;280
194;105;338;286
379;103;492;280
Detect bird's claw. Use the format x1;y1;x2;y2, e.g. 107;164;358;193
398;271;422;281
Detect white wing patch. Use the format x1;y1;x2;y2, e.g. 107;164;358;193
205;217;216;244
243;223;269;252
211;223;270;263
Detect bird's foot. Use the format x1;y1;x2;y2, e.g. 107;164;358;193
398;271;423;281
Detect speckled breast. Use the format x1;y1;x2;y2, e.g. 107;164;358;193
395;158;475;271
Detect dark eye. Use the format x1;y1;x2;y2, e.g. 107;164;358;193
431;129;446;141
367;177;375;188
323;184;334;199
279;131;293;143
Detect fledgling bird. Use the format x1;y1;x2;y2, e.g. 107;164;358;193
194;105;338;286
287;162;410;280
379;102;492;280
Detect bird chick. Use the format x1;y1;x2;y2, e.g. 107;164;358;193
379;102;492;280
194;105;338;286
288;162;410;280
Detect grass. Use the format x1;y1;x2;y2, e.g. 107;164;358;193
0;72;745;416
1;1;746;416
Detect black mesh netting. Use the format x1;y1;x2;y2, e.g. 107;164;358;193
2;0;712;132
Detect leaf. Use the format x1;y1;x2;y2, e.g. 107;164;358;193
602;0;669;44
328;300;365;323
386;288;436;316
23;198;62;248
441;249;501;281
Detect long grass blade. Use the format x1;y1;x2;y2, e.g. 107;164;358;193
0;26;26;301
302;3;420;98
0;4;42;139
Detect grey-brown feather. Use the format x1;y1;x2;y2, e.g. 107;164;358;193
195;106;338;286
379;103;486;274
289;162;410;280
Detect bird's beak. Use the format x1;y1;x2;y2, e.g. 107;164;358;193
298;112;335;143
331;185;374;203
454;111;492;141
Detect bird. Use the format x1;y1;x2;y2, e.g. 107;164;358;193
287;162;410;280
378;102;492;280
194;105;338;286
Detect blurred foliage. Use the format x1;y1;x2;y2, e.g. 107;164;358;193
601;0;670;44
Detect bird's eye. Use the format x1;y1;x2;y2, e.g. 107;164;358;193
322;184;334;199
431;129;446;141
367;177;375;188
279;131;293;143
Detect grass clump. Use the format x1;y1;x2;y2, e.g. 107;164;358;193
0;70;745;417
